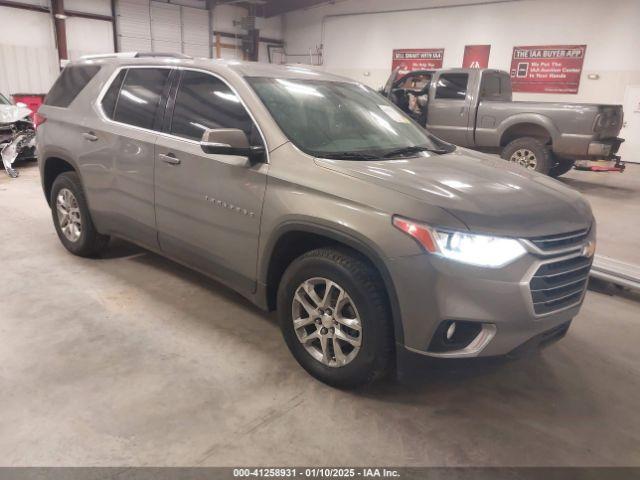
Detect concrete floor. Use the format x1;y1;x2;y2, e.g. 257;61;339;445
1;162;639;467
561;163;640;264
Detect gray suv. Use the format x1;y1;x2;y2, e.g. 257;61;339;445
38;54;596;388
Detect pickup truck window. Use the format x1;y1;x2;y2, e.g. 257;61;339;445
435;74;468;100
480;73;512;101
480;74;500;98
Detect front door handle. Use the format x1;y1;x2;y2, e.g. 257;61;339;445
159;153;181;165
82;132;98;142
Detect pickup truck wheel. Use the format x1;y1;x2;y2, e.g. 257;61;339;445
501;137;553;175
50;172;110;257
277;247;393;389
549;157;576;178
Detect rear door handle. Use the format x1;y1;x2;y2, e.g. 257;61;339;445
82;132;98;142
159;153;181;165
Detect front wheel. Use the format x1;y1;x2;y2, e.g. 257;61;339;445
501;137;554;175
277;248;394;388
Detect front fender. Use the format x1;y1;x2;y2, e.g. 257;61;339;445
257;218;406;346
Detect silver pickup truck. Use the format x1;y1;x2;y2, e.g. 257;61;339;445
382;68;625;177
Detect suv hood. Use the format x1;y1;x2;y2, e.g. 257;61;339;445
0;104;32;125
315;148;593;237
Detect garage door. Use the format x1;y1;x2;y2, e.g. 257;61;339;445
115;0;211;57
181;6;211;58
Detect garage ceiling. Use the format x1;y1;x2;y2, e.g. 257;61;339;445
213;0;330;17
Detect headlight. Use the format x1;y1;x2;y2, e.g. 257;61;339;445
393;216;526;268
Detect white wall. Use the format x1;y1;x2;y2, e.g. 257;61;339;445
67;17;115;60
0;6;59;94
0;0;282;94
0;1;114;94
283;0;640;104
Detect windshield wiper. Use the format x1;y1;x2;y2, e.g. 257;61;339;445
382;145;451;158
318;151;379;160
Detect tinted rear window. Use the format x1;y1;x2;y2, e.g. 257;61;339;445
45;65;101;107
480;73;512;100
113;68;171;130
101;70;126;119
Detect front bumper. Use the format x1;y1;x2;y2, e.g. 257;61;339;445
387;231;594;359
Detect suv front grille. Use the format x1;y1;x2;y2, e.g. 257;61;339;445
529;255;592;315
528;229;589;252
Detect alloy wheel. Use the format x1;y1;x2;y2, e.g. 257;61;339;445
509;148;538;169
56;188;82;242
291;277;362;368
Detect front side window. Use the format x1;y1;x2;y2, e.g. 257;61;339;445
248;77;452;159
45;64;101;107
113;68;171;130
170;71;257;142
435;73;468;100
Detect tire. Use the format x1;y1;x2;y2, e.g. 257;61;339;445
50;171;109;257
277;247;394;388
549;157;576;178
501;137;554;175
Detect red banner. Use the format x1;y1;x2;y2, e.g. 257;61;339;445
510;45;586;94
462;45;491;68
391;49;444;76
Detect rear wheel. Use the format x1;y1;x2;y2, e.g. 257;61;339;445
277;247;393;388
501;137;554;175
549;157;576;178
51;172;109;257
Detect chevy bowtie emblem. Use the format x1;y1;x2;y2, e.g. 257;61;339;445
581;240;596;258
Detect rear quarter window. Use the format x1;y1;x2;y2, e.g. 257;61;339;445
112;68;172;130
100;70;127;119
44;64;101;107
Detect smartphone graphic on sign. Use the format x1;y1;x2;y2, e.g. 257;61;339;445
516;62;529;78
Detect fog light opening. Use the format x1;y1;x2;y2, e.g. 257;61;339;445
428;320;484;353
446;322;456;341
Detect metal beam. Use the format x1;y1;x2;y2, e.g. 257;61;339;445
51;0;68;65
263;0;329;17
213;30;283;45
0;0;113;21
111;0;118;52
65;9;113;21
0;0;48;13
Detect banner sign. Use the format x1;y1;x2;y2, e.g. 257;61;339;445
391;49;444;75
462;45;491;68
510;45;587;94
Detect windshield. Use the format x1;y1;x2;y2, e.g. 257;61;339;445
247;77;453;159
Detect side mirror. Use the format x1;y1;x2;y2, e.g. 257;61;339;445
200;128;265;163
